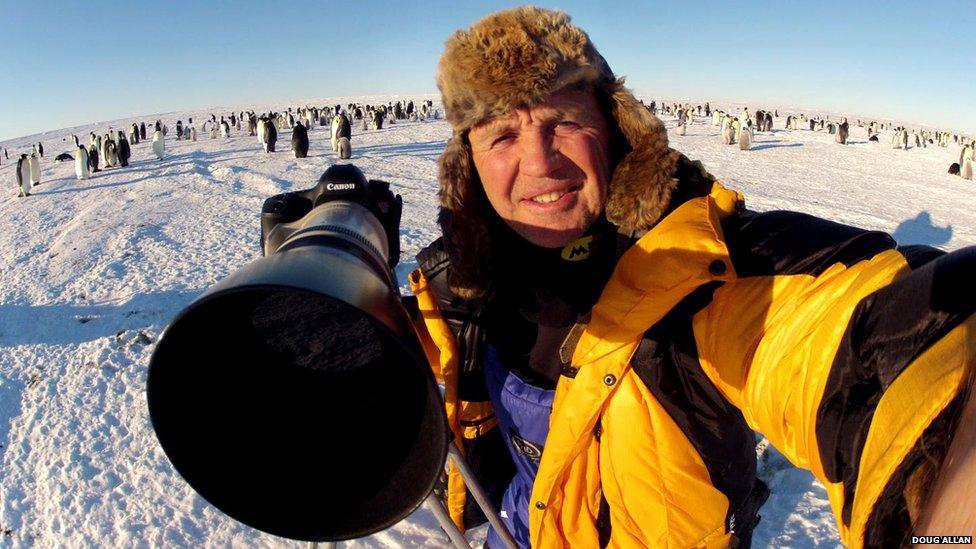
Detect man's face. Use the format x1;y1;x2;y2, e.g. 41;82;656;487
468;90;612;248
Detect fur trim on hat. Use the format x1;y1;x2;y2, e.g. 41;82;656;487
437;6;682;299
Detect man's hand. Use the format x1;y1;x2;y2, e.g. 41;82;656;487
915;372;976;545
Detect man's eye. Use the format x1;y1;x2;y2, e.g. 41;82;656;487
492;134;515;146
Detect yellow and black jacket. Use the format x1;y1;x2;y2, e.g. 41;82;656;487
408;157;976;548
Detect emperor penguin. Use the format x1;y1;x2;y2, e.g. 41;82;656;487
291;122;309;158
836;120;849;144
100;135;112;167
189;125;197;141
721;117;736;145
102;136;117;167
151;129;165;160
338;137;352;160
257;116;276;152
116;131;131;167
28;152;41;185
331;114;351;153
3;147;8;159
88;144;100;173
75;145;90;180
256;116;267;145
330;115;342;152
220;119;230;138
38;142;44;158
247;114;257;137
140;122;147;140
959;156;973;180
738;124;753;150
176;120;183;140
16;155;31;197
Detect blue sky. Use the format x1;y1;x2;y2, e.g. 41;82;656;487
1;0;973;141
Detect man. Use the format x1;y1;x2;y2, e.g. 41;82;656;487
407;7;975;548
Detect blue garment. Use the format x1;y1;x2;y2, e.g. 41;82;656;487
483;343;556;549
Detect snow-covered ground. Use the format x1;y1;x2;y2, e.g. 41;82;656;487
0;95;972;547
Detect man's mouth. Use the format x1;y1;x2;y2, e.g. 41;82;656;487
529;184;582;204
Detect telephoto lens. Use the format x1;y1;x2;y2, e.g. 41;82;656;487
146;164;447;542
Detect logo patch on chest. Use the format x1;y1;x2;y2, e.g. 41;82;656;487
510;434;543;462
560;235;594;261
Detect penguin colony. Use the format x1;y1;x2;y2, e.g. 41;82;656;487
7;99;436;197
7;97;968;197
652;99;973;178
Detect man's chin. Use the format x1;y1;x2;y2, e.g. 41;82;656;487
509;223;587;249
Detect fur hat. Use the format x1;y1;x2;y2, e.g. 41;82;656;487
437;6;682;299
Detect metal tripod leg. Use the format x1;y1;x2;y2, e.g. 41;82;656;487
424;492;472;548
448;442;519;549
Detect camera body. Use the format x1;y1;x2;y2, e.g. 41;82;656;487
261;164;402;270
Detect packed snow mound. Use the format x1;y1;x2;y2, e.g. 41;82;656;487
0;96;972;547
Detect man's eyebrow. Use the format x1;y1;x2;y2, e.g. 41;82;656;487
474;105;591;136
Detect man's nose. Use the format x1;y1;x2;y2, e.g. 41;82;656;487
518;130;560;177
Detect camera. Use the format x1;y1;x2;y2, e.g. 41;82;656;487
146;165;448;542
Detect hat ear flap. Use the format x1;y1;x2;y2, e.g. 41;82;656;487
604;84;681;233
438;134;491;299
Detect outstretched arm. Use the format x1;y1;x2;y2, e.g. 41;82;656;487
695;210;976;547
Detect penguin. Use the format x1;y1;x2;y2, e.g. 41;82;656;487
28;152;41;185
55;152;74;162
330;115;342;152
264;119;277;153
151;129;165;160
16;154;31;197
75;145;90;180
962;156;974;180
38;142;44;158
3;147;8;159
176;120;183;140
88;144;100;173
140;122;147;140
338;137;352;160
836;120;849;145
189;125;197;141
738;124;753;150
130;123;140;144
117;131;131;167
105;139;118;167
220;119;230;138
721;117;736;145
257;117;268;146
247;113;256;137
291;121;309;158
162;124;168;136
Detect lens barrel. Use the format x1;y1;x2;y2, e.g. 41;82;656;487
147;168;447;542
